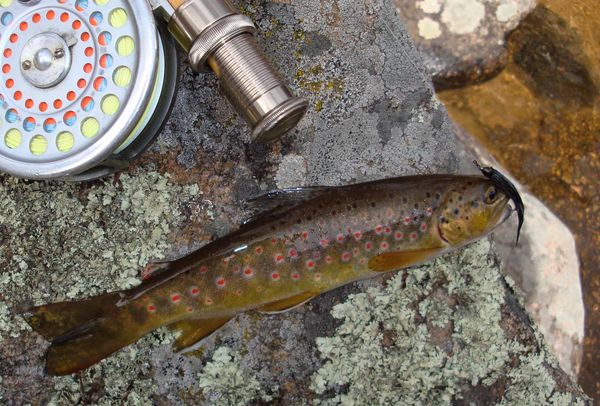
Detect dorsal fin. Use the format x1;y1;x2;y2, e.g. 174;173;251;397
243;186;332;224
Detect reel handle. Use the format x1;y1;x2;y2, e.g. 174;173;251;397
150;0;308;143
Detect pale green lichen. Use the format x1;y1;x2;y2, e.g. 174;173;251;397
0;169;200;401
310;240;585;405
0;171;200;306
198;346;274;405
498;353;586;406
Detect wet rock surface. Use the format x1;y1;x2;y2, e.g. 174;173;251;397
395;0;536;89
438;0;600;399
0;0;589;404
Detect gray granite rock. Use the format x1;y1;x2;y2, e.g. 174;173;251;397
0;0;589;404
395;0;536;88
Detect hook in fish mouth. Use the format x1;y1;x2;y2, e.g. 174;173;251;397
474;160;525;243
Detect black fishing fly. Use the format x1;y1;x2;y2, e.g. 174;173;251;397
474;161;525;243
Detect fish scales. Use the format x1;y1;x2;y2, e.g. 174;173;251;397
129;178;446;323
24;172;520;375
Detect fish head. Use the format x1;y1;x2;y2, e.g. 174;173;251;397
436;179;512;247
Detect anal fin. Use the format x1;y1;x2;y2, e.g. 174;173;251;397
169;317;231;352
368;247;443;273
258;292;316;314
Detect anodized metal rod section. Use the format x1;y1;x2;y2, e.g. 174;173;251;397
154;0;308;142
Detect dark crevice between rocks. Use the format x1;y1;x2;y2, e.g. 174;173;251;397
509;5;597;107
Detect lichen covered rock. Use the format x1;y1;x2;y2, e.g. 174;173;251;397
0;0;588;403
310;240;587;405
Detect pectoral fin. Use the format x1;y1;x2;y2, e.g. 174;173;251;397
169;317;231;352
368;247;443;273
258;292;316;314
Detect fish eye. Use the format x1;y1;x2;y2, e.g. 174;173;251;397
485;187;498;204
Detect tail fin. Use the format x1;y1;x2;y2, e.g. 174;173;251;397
24;293;145;375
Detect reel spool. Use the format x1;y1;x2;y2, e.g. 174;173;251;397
0;0;178;180
0;0;307;180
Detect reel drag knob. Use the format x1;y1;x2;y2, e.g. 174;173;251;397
162;0;308;143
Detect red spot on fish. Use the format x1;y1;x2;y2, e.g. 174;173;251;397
292;272;300;280
200;265;208;273
337;233;345;242
190;287;200;296
314;273;322;281
289;248;298;258
255;246;263;255
302;231;309;240
380;241;389;250
236;288;243;296
325;255;333;264
232;264;241;273
410;232;418;240
243;267;254;277
320;239;329;247
222;258;230;266
171;294;181;303
384;226;392;235
359;258;368;265
341;252;351;262
186;306;194;313
147;305;156;313
365;242;373;251
353;247;360;256
271;272;280;280
313;251;321;260
205;297;213;305
306;260;316;269
354;231;362;241
395;231;404;240
420;223;427;232
216;277;226;287
271;238;277;244
404;217;411;225
375;225;383;235
275;254;285;264
426;207;433;216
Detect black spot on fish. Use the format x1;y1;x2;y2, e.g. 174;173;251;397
425;192;431;198
435;192;441;200
371;202;376;208
454;209;460;215
458;196;463;201
414;203;419;209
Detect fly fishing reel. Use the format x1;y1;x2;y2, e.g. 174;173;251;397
0;0;308;180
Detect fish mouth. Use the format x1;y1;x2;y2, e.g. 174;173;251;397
474;161;525;243
492;205;514;231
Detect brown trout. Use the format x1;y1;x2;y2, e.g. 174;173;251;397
24;165;523;375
